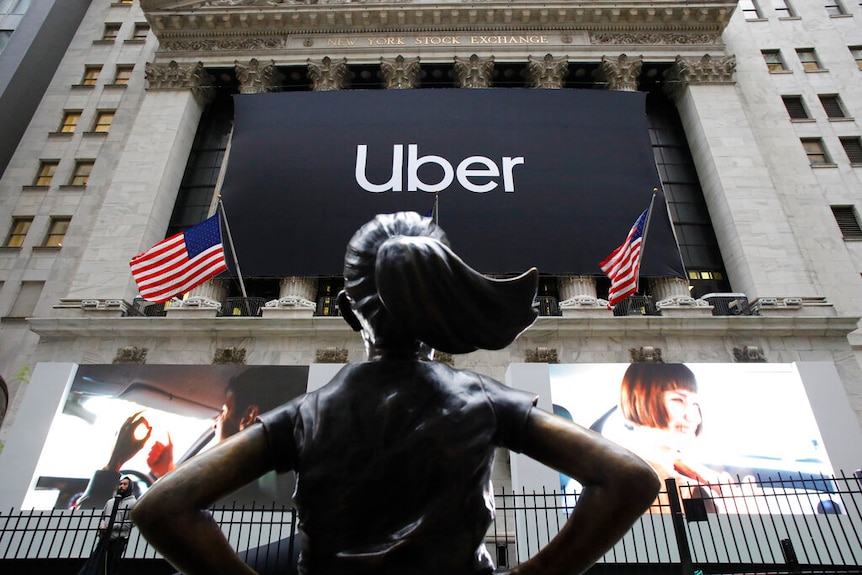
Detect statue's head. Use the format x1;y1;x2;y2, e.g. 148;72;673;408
338;212;539;356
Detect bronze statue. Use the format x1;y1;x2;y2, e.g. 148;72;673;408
132;212;659;575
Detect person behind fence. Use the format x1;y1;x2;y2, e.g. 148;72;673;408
79;476;137;575
132;211;660;575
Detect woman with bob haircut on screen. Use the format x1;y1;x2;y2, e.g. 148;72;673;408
132;211;660;575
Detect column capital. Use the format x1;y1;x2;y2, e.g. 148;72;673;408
235;58;285;94
380;55;421;90
454;54;494;88
145;61;215;104
527;54;569;89
670;54;736;88
307;56;348;91
597;54;643;92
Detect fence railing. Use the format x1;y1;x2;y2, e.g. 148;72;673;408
2;474;861;574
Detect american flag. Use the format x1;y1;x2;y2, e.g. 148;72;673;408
599;208;649;308
130;215;227;303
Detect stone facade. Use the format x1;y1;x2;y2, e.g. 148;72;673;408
1;1;862;490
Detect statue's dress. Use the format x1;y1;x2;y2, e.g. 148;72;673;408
259;360;537;575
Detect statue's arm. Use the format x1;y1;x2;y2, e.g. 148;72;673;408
508;408;660;575
131;424;275;575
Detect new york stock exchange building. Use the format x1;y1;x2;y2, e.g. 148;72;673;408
2;1;862;574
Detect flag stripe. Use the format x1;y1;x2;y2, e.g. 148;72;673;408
130;215;227;303
600;209;648;308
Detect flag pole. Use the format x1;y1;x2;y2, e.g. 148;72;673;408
217;195;248;298
633;188;659;290
434;190;439;226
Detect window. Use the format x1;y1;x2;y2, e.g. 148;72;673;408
740;0;762;19
825;1;847;15
801;138;831;165
114;65;133;85
5;217;32;247
43;217;70;248
840;137;862;163
102;23;120;41
130;23;149;41
762;50;786;71
773;0;795;16
782;95;809;119
796;49;822;71
117;0;133;4
59;111;81;133
0;30;12;53
819;94;847;119
850;46;862;69
831;206;862;238
81;65;101;86
7;281;43;319
92;111;115;133
33;160;59;186
70;160;94;186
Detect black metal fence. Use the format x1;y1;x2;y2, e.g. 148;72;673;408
2;474;862;574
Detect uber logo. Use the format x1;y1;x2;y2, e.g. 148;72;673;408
355;144;525;193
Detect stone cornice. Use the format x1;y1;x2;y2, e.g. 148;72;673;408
28;315;860;340
141;1;737;45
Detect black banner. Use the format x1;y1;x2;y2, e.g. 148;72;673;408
220;89;678;277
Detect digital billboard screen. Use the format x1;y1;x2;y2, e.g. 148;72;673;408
220;89;683;277
22;364;309;510
549;363;839;514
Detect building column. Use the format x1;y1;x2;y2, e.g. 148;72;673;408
527;54;568;89
381;56;421;89
597;54;699;314
454;54;494;88
307;56;348;91
262;277;318;318
666;54;820;303
64;61;214;312
235;58;285;94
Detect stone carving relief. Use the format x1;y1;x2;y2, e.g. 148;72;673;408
213;346;247;365
380;55;421;89
525;347;559;364
113;346;148;364
733;345;766;363
316;347;349;363
629;346;663;363
527;54;568;89
674;54;736;84
591;32;721;46
145;60;215;103
307;56;348;91
161;38;289;52
597;54;643;92
235;58;285;93
454;54;494;88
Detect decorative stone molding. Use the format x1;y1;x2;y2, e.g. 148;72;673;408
525;347;558;364
161;37;290;52
733;345;766;363
558;276;605;315
213;346;247;364
591;32;722;46
263;277;317;317
307;56;348;91
598;54;642;92
527;54;568;89
672;54;736;85
433;351;454;367
454;54;494;88
630;346;662;363
145;61;215;103
113;346;148;364
380;55;421;89
235;58;285;93
316;347;348;363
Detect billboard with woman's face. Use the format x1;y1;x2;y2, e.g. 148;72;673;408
550;363;839;514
